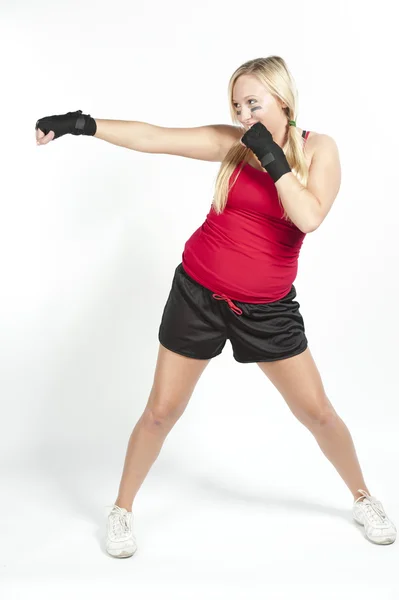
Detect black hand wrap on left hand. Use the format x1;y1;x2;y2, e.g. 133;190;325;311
241;122;291;183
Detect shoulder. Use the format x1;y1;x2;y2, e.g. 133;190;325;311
303;131;339;166
305;131;339;154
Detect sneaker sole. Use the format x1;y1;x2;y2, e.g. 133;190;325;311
353;516;396;545
106;546;137;558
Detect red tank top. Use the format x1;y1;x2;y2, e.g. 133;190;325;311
182;130;311;308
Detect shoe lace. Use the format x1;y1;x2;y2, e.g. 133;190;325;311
355;489;387;525
105;504;131;536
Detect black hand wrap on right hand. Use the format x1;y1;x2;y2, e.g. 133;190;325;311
35;110;97;139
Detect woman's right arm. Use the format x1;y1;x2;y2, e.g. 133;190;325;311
35;111;242;161
94;119;242;162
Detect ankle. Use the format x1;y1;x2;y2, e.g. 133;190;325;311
353;488;370;502
114;499;133;512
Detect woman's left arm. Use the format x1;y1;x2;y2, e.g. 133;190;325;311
275;134;342;233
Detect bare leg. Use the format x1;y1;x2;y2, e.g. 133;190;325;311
257;348;369;501
114;344;210;511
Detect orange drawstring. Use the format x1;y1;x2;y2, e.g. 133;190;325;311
212;293;243;315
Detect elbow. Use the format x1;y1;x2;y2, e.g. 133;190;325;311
301;209;324;233
301;219;321;234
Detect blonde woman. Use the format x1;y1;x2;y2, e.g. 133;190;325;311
35;55;396;557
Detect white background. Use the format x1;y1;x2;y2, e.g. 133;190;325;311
1;0;398;597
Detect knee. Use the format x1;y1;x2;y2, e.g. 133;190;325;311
142;400;185;429
297;396;338;429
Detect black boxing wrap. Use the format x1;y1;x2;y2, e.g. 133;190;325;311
35;110;97;139
241;122;291;183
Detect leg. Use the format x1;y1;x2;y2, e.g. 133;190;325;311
257;347;369;501
114;343;210;511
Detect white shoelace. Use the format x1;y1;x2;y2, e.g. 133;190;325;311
105;504;131;537
355;489;388;525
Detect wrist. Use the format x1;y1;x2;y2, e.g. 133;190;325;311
260;143;291;183
74;113;97;136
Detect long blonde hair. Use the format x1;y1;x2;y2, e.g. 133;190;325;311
212;56;309;221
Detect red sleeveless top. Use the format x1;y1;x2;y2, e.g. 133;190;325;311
182;130;311;308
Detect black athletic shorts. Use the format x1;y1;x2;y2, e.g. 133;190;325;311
158;263;308;363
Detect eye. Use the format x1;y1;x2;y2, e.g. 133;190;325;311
233;99;257;109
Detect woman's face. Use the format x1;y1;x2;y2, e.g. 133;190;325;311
232;74;286;133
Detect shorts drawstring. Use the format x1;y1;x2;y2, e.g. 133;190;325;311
212;293;243;315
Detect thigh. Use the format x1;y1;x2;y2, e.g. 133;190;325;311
257;347;334;425
144;343;211;420
227;285;308;363
159;264;227;360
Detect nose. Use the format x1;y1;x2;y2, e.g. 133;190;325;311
238;105;253;124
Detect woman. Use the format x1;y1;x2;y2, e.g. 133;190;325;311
35;55;396;558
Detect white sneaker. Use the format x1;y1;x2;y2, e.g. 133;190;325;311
352;489;396;545
105;504;138;558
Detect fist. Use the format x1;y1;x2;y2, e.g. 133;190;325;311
240;122;274;160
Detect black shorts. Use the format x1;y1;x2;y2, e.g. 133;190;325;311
158;263;308;363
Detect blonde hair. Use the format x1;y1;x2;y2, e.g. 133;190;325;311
212;56;309;220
